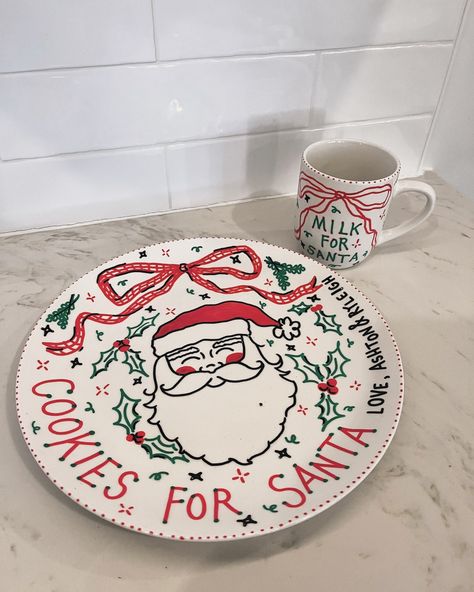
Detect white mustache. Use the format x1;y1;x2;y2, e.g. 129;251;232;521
161;360;264;397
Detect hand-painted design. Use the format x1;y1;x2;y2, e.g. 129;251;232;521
259;300;267;308
344;405;355;412
296;171;392;246
199;293;210;300
186;288;195;295
188;472;203;481
284;434;300;445
141;434;189;464
275;447;291;459
232;468;250;484
297;404;308;415
273;317;301;340
314;309;343;335
323;341;350;380
96;330;104;341
318;378;339;395
264;256;305;290
264;279;273;286
149;471;169;481
307;294;321;303
125;313;161;340
237;514;257;527
191;245;203;252
126;430;146;444
36;360;49;371
162;249;170;257
352;238;361;248
362;250;368;257
41;325;54;337
286;344;296;352
117;279;128;287
84;401;95;413
112;389;141;434
145;305;156;313
230;255;241;264
287;301;311;316
303;230;313;238
166;308;176;316
315;395;345;431
31;421;40;435
263;504;278;513
331;205;341;214
133;377;142;385
304;195;311;203
347;338;354;348
350;380;362;391
118;503;134;516
43;245;319;356
46;294;79;330
70;357;82;368
287;352;324;383
266;339;274;347
86;292;96;303
139;250;147;258
96;384;110;396
306;336;318;346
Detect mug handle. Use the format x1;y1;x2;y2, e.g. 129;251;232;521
378;180;436;245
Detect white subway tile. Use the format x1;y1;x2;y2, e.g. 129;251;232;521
0;0;155;73
312;45;451;125
0;55;316;160
0;148;168;233
167;116;431;208
154;0;464;60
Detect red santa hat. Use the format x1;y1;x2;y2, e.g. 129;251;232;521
153;301;279;354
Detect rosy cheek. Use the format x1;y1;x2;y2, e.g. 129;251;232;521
175;365;196;375
225;352;244;364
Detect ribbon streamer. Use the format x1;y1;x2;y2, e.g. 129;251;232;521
295;171;392;246
43;245;320;356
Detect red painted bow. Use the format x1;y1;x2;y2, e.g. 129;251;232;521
295;172;392;247
43;245;320;356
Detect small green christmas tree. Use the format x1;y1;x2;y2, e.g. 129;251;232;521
46;294;80;329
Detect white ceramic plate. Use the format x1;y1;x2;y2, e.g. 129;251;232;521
16;238;403;541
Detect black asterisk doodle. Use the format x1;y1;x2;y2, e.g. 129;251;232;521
300;242;305;249
230;255;241;264
139;250;147;258
70;357;82;369
275;448;291;459
286;344;296;352
304;195;311;203
237;514;257;527
200;293;210;300
133;377;142;385
188;472;203;482
41;324;54;337
145;306;156;313
308;294;321;303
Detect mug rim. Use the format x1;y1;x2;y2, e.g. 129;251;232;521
302;138;401;185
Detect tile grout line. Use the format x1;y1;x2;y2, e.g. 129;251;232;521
418;0;471;173
149;0;159;62
0;40;454;77
0;112;434;164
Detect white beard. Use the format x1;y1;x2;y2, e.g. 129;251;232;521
146;341;296;465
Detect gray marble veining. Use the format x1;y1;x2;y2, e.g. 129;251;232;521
0;172;473;591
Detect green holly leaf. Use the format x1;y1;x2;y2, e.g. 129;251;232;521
90;345;119;378
288;301;311;316
141;434;189;464
323;341;351;379
315;394;345;431
46;293;80;329
125;313;160;340
112;388;141;434
286;353;324;384
122;348;148;376
314;310;343;335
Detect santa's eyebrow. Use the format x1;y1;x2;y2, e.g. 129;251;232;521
212;335;243;349
166;346;200;361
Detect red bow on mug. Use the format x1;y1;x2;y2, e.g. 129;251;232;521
295;171;392;247
43;245;320;356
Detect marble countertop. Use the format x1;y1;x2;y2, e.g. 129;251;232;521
1;172;473;591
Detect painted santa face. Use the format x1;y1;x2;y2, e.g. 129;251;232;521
146;332;297;465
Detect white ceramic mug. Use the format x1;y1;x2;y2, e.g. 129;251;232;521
294;139;436;269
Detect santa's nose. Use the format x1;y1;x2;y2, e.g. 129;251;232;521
201;361;221;372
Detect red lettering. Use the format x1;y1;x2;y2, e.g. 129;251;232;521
44;430;100;461
41;398;76;416
162;486;187;523
104;470;139;500
78;457;121;488
293;463;326;493
213;488;241;522
268;473;306;508
338;427;376;447
32;378;75;398
317;432;357;455
186;493;207;520
311;453;349;479
48;417;83;435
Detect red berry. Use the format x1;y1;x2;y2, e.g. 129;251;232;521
328;386;339;395
136;431;145;438
327;378;337;387
126;434;134;442
318;382;328;391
